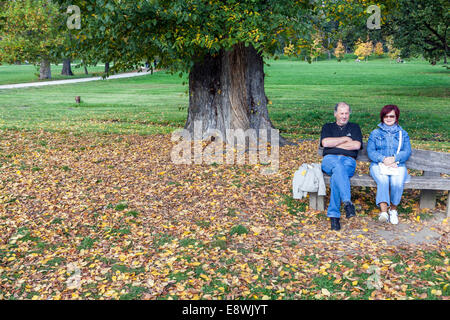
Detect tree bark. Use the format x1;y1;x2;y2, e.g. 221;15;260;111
185;43;292;146
61;58;74;76
105;62;110;73
39;58;51;80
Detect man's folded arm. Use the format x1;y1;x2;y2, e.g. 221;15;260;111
321;136;352;148
337;140;361;151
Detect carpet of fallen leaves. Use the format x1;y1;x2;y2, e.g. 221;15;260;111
0;129;448;300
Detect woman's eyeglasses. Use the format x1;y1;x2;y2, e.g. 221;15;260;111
384;115;396;119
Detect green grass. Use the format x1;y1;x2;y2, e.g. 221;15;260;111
0;63;108;85
0;57;448;147
265;57;449;144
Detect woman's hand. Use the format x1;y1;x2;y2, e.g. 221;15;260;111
383;156;396;166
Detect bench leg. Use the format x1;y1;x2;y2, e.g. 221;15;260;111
317;195;325;211
309;193;318;210
420;172;440;210
420;190;437;209
447;192;450;218
309;193;325;211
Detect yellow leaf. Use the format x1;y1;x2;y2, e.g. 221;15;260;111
431;289;442;296
321;288;331;296
200;274;210;281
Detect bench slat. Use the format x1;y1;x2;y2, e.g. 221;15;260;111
405;149;450;174
323;175;450;190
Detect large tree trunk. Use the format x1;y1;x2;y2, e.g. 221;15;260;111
185;43;292;146
105;62;110;74
61;58;74;76
39;58;51;80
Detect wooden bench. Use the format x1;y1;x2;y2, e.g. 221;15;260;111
309;144;450;217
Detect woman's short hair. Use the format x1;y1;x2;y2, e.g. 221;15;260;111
380;105;400;124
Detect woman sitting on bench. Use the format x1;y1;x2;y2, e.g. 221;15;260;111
367;105;412;225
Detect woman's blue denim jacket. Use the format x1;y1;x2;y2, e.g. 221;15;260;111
367;123;412;166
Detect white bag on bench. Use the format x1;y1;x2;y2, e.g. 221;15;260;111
379;130;402;176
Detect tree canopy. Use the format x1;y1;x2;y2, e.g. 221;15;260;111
387;0;449;64
54;0;318;74
0;0;66;77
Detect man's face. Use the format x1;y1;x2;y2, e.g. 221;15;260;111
334;105;350;126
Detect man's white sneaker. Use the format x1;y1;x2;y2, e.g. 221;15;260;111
378;212;389;222
389;209;399;225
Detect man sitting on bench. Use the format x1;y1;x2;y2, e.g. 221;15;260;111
320;102;363;231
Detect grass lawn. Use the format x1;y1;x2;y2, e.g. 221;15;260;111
266;57;449;147
0;57;449;301
0;63;109;85
0;57;448;149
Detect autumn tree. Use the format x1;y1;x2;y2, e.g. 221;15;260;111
309;32;324;63
334;40;346;62
374;42;384;57
354;38;373;62
0;0;66;79
386;36;401;61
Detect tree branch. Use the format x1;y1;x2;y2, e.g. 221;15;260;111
423;21;446;44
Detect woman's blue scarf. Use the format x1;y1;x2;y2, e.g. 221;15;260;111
378;122;400;133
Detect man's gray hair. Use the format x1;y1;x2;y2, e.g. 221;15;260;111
334;102;352;114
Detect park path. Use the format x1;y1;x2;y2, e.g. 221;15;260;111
0;69;154;90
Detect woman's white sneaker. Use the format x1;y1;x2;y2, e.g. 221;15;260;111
389;209;399;225
378;212;389;222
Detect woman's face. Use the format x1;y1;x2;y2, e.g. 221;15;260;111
383;110;397;126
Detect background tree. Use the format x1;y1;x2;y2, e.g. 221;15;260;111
309;32;324;63
0;0;66;79
374;42;384;57
320;0;387;52
334;39;346;62
61;58;74;75
386;35;401;61
354;38;373;62
386;0;448;64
